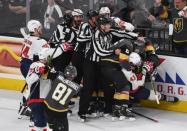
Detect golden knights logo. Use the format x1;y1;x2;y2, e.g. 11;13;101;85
173;18;183;33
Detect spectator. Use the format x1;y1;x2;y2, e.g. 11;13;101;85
149;0;168;28
169;0;187;55
30;0;47;21
43;0;63;40
0;0;9;33
7;0;26;33
122;0;157;27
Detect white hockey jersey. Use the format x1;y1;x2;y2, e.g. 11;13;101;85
21;36;49;60
25;62;51;100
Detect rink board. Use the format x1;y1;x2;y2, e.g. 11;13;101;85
0;36;187;112
0;36;24;91
0;78;25;91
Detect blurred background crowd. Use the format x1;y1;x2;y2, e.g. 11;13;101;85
0;0;184;55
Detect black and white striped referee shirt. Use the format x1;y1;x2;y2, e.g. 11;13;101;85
49;23;77;49
75;22;96;53
86;28;138;62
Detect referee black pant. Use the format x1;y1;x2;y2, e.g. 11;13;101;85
52;52;73;72
78;59;101;115
71;51;84;84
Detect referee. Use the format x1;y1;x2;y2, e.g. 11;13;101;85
78;16;140;121
49;13;76;72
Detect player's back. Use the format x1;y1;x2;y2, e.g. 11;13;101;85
45;74;80;112
27;36;49;60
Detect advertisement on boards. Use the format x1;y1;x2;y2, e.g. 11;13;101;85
154;55;187;101
0;36;24;90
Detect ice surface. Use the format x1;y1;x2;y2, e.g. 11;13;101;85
0;89;186;131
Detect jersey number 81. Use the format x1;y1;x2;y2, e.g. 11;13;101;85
52;83;72;105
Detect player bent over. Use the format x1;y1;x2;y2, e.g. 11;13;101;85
121;51;179;108
44;65;80;131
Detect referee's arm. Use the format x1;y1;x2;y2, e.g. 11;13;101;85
93;31;113;57
77;23;91;43
110;28;138;40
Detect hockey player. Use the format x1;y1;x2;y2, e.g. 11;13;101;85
19;20;49;119
125;43;179;105
78;16;144;122
25;52;49;131
44;65;80;131
25;47;64;131
99;6;135;31
93;16;146;120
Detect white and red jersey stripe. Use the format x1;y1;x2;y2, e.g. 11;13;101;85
21;36;49;60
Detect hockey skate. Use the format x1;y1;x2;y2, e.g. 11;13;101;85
68;100;75;108
120;105;136;121
112;105;124;121
97;100;106;117
87;101;99;118
78;113;87;122
18;103;32;119
67;109;73;116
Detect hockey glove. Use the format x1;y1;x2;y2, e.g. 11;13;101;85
143;61;154;74
61;42;74;52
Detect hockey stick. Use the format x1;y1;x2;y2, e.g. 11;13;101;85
21;83;27;93
18;80;40;118
20;27;29;39
150;69;160;104
131;110;159;123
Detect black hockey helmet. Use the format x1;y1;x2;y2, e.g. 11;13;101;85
97;16;111;26
63;13;73;26
64;65;77;80
87;10;99;18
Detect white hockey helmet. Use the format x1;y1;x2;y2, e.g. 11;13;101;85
38;48;50;60
72;9;83;16
99;7;111;14
128;52;142;66
27;20;41;33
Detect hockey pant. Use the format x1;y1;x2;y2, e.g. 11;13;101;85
20;58;33;78
52;52;73;72
130;87;150;104
78;60;102;115
30;103;47;128
20;58;32;114
45;107;69;131
100;65;130;106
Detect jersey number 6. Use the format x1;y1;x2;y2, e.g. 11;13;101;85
52;83;72;105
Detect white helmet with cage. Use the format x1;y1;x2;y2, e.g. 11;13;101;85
27;20;41;33
72;9;83;16
128;52;142;66
99;7;111;15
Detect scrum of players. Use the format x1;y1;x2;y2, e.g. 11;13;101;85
18;6;179;131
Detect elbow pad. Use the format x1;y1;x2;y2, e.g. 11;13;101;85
124;22;135;32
